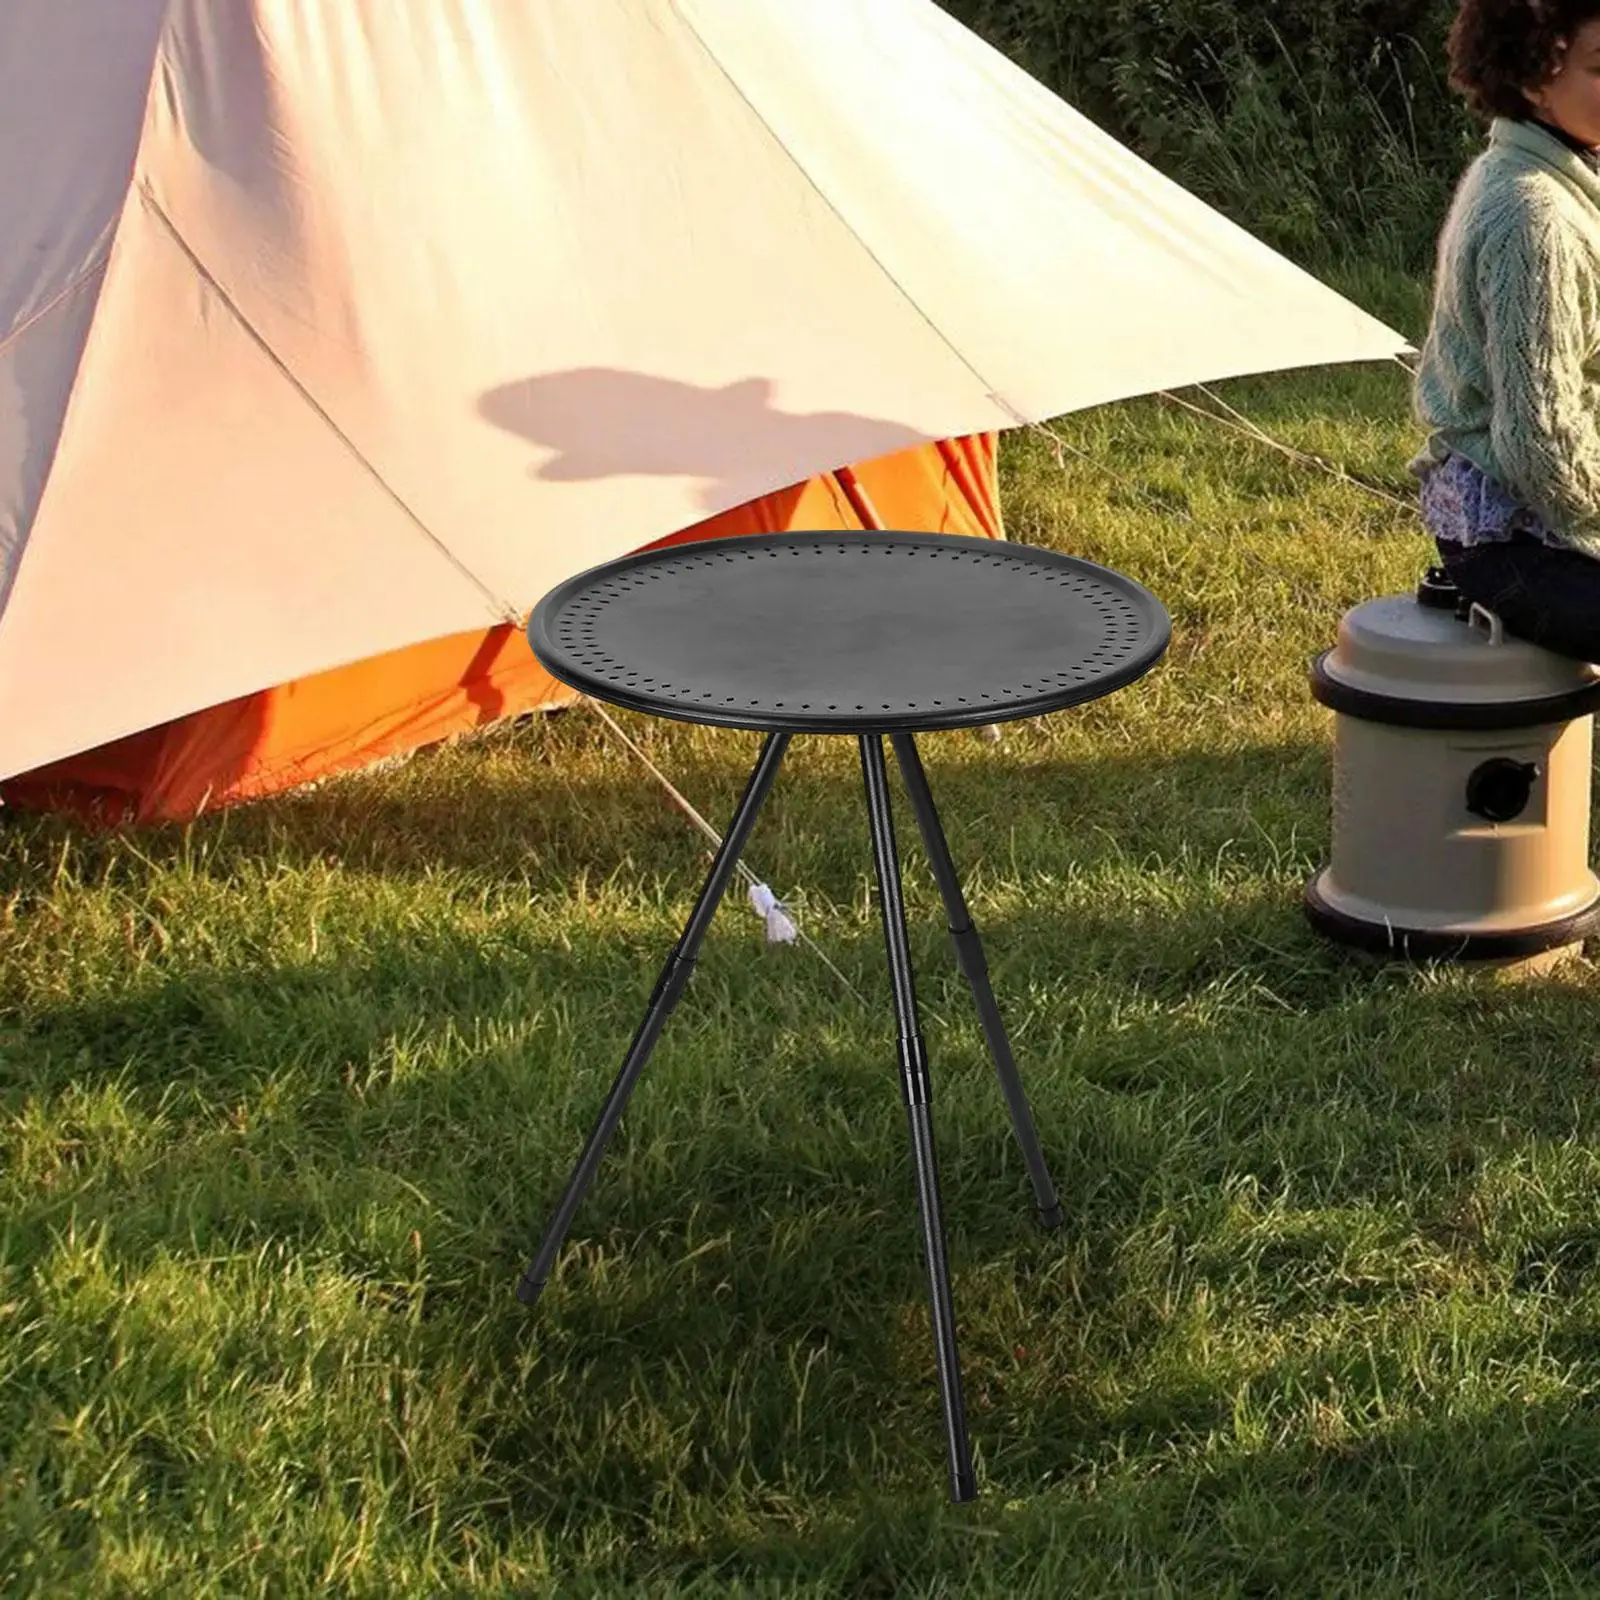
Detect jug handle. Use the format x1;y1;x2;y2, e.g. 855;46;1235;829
1467;603;1505;647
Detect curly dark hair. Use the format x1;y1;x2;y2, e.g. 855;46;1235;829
1448;0;1600;120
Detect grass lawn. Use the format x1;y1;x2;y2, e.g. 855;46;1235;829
6;268;1600;1596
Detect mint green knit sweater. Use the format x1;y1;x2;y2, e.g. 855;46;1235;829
1413;118;1600;557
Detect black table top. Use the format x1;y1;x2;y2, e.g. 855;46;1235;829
527;531;1170;734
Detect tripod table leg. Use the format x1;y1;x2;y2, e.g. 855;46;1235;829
889;732;1064;1230
859;733;977;1504
516;731;792;1306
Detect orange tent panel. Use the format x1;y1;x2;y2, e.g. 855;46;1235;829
3;434;1000;824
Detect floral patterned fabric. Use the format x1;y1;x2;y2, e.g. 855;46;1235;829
1418;451;1561;548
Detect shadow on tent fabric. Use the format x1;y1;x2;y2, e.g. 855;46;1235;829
477;368;927;510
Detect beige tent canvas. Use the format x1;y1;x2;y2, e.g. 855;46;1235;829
0;0;1410;814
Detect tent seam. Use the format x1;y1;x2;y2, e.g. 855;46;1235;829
0;256;110;360
666;0;1033;434
134;181;522;627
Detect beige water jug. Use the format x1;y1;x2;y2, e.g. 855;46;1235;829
1305;567;1600;969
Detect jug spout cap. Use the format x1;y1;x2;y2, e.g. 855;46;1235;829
1416;565;1460;611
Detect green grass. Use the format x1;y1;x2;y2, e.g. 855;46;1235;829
7;267;1600;1595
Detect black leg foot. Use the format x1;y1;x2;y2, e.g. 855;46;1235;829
860;734;977;1505
516;732;792;1306
890;733;1064;1231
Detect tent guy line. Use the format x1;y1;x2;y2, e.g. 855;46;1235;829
1156;386;1419;513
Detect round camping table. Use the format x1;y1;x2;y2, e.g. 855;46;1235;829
517;530;1170;1503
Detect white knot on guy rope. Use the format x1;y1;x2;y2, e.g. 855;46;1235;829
577;697;868;999
746;880;799;945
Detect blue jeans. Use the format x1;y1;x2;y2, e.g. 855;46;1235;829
1435;534;1600;664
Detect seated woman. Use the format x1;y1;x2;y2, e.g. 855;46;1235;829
1414;0;1600;661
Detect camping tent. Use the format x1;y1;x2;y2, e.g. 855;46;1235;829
0;0;1409;822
